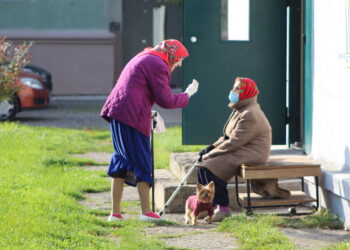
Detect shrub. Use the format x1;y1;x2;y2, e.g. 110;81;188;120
0;36;33;101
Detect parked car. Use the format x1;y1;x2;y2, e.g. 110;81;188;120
0;69;50;121
23;64;53;93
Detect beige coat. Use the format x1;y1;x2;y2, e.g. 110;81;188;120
196;96;272;182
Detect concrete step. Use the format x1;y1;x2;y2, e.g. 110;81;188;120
170;152;239;185
154;169;302;213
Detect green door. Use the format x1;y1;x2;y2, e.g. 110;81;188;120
183;0;287;145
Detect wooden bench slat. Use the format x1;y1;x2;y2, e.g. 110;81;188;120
240;167;321;179
239;162;321;179
239;190;316;206
242;162;320;170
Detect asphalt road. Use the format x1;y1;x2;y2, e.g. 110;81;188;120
14;95;182;130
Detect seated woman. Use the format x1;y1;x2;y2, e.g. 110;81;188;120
196;77;290;222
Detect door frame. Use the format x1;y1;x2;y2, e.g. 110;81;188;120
288;0;303;147
301;0;313;154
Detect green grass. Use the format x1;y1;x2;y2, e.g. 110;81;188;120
154;126;204;169
326;241;350;250
0;123;115;249
81;126;204;169
217;214;295;250
73;126;204;169
217;211;347;250
155;231;204;239
0;123;183;249
278;209;344;229
108;220;182;249
2;122;348;249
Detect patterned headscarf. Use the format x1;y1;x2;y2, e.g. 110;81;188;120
237;77;259;101
142;39;189;68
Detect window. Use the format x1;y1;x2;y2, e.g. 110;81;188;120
221;0;250;41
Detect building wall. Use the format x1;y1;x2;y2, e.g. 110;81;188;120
0;0;122;95
0;0;122;30
312;0;350;168
311;0;350;228
2;30;121;95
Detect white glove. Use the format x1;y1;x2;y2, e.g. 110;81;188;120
185;79;199;97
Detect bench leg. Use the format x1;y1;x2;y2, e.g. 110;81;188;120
301;177;305;192
235;175;243;209
246;179;253;215
315;176;320;211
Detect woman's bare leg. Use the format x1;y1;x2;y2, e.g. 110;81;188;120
137;181;151;214
111;178;124;214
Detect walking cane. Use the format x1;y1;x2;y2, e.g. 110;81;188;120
151;111;158;212
159;155;202;216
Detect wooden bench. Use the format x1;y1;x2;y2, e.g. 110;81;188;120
235;158;322;215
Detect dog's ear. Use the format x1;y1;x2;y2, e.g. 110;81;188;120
196;183;203;193
208;181;215;192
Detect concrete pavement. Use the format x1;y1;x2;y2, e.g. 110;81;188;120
15;93;182;129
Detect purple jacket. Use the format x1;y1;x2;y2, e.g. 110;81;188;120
101;53;189;137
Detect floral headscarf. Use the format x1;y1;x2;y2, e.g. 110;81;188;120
142;39;189;68
237;77;259;101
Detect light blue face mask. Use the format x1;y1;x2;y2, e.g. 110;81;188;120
228;91;239;103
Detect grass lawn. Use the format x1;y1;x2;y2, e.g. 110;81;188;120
0;123;200;249
153;127;204;169
1;123;348;249
217;210;347;250
78;126;204;169
0;123;115;249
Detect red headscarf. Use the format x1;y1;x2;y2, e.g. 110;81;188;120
142;39;189;68
238;77;259;101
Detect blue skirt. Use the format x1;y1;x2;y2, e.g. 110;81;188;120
107;119;153;186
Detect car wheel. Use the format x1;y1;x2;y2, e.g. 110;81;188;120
0;97;20;121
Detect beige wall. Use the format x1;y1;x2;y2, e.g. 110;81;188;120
2;30;122;95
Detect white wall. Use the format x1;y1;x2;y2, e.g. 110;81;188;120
312;0;350;228
312;0;350;171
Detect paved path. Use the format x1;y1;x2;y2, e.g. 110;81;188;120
15;94;182;129
81;182;240;249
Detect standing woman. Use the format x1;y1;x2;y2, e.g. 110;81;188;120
101;39;199;221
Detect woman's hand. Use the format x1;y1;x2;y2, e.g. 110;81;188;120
199;144;214;156
185;79;199;97
202;154;210;161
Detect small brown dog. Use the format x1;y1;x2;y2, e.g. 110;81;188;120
185;181;215;225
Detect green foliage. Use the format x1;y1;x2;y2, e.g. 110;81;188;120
0;36;33;101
